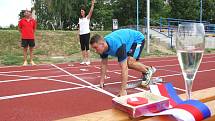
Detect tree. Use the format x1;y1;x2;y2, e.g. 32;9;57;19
34;0;52;29
169;0;199;20
151;0;170;20
92;1;113;30
202;0;215;23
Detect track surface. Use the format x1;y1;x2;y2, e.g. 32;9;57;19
0;54;215;121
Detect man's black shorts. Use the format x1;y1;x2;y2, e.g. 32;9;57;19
127;40;145;60
21;39;35;48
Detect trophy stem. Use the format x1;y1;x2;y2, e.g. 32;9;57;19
185;79;193;100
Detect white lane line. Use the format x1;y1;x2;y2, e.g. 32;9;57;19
113;71;138;78
41;74;69;78
0;63;213;100
94;66;137;79
71;60;215;76
0;54;213;69
0;63;52;69
0;68;57;74
0;78;37;83
158;68;215;78
198;68;215;73
92;63;183;92
51;64;117;98
0;55;214;74
156;60;215;68
134;88;149;92
0;86;90;100
90;69;186;92
0;73;31;78
1;67;215;86
46;78;88;87
157;68;180;73
173;87;186;92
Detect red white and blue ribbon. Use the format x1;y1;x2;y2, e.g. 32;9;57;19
149;83;211;121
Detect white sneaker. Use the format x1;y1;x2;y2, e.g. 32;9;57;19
142;66;156;86
80;61;85;65
85;61;90;65
146;66;156;80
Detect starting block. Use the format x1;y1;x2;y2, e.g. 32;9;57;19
127;77;163;89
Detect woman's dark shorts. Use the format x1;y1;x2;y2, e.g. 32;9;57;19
79;33;90;51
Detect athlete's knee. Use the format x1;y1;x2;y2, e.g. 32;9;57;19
127;57;136;68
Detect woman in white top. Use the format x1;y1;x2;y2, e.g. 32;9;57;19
78;0;95;65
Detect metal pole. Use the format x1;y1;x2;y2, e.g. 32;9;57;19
147;0;150;53
200;0;202;22
160;17;162;32
137;0;139;30
31;0;36;19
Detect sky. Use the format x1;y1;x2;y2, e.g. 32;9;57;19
0;0;32;27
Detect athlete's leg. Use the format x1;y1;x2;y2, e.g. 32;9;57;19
23;47;28;65
80;35;86;64
127;56;148;73
29;47;36;65
29;40;36;65
21;40;28;66
85;33;90;65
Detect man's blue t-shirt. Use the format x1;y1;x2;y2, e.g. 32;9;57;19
100;29;145;63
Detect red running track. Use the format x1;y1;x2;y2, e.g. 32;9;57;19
0;54;215;121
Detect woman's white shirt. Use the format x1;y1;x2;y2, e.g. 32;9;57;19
79;16;90;35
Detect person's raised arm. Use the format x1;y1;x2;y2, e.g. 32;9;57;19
119;60;128;96
87;0;95;19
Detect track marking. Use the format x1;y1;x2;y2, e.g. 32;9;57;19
0;58;215;77
46;78;88;87
113;71;138;78
134;88;149;92
2;67;215;100
0;55;214;74
157;68;181;73
0;86;92;100
94;66;137;79
1;68;214;86
1;65;214;86
0;53;215;69
90;68;187;92
0;56;214;100
0;73;31;78
74;60;215;76
0;77;39;83
1;59;214;78
80;68;89;71
51;64;117;98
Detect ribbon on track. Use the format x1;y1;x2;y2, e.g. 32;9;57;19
149;83;211;121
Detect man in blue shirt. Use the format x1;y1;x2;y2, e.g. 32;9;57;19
90;29;156;96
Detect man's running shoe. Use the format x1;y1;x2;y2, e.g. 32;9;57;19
141;66;156;87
